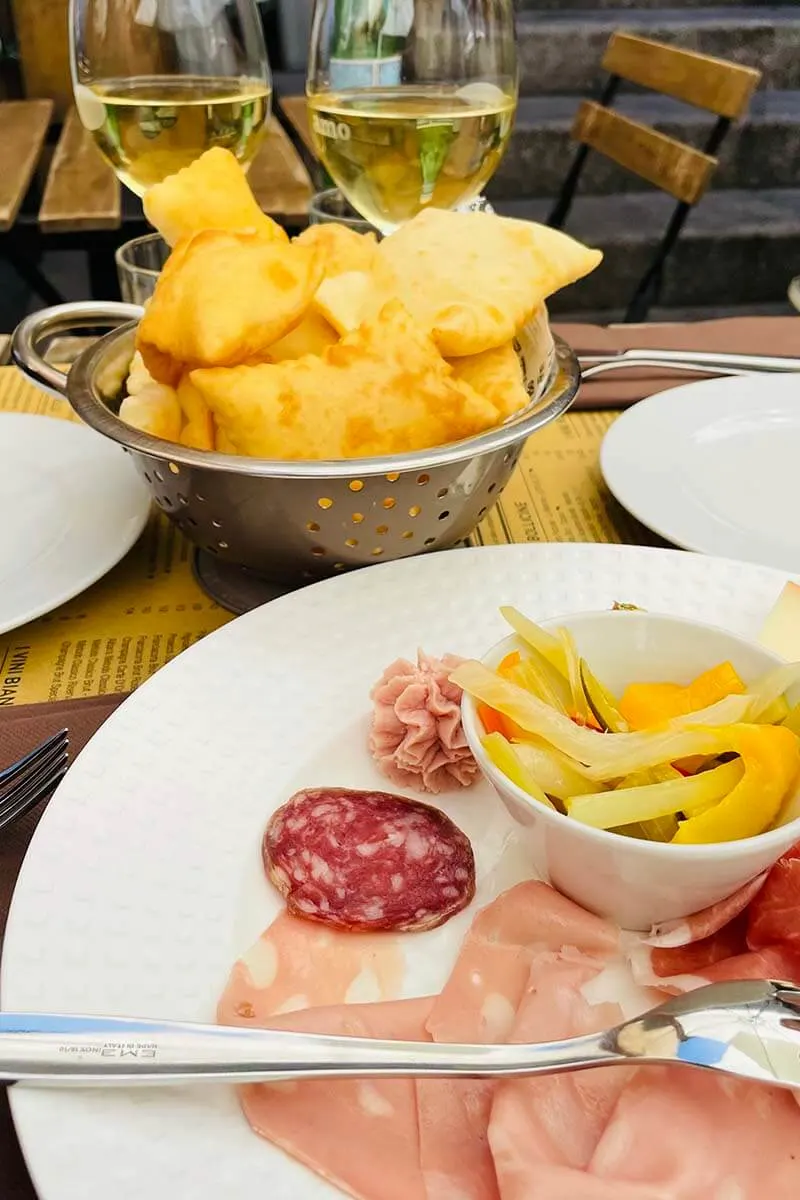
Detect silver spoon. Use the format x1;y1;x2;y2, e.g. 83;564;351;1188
2;980;799;1092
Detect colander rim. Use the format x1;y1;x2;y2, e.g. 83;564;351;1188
67;324;581;479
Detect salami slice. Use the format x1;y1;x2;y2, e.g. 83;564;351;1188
263;787;476;933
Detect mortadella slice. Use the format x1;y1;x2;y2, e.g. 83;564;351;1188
589;1068;800;1199
241;998;433;1200
418;881;621;1200
217;911;405;1026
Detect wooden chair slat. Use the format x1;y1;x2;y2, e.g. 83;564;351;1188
572;100;717;206
602;33;761;120
278;95;316;158
248;117;313;219
39;108;121;233
11;0;71;119
0;99;53;232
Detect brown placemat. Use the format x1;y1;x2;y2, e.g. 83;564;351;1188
0;694;127;1200
555;316;799;409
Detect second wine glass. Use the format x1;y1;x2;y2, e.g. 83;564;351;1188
306;0;518;233
70;0;272;197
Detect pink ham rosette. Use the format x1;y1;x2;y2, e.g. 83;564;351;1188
369;651;479;794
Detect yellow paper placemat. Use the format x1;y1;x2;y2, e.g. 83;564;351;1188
0;373;233;706
0;369;655;705
472;410;663;549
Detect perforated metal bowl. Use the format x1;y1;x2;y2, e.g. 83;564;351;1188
13;301;580;585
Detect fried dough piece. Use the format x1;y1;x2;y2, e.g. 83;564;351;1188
118;382;182;443
267;309;339;362
449;341;529;419
376;208;602;355
137;230;323;385
143;147;287;247
313;270;372;336
264;227;370;359
190;300;501;461
176;375;216;450
295;222;379;278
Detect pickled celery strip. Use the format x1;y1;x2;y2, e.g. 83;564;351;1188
512;739;599;799
566;760;743;830
499;607;567;675
452;660;751;779
481;733;556;810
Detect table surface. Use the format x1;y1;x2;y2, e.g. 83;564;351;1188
0;299;795;1198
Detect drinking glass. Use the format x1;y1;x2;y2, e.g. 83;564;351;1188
306;0;517;233
115;232;171;303
309;186;377;233
69;0;272;197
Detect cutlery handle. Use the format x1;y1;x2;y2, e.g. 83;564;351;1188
0;1013;614;1087
580;348;800;379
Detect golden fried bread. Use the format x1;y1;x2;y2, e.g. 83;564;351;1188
137;230;323;384
449;341;529;419
143;147;286;247
176;375;216;451
190;300;500;460
375;208;602;355
267;309;339;362
119;382;182;443
295;222;378;278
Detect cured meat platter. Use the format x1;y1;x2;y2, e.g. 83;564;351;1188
3;543;800;1200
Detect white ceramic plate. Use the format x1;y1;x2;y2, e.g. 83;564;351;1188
1;543;795;1200
0;414;150;633
600;374;800;571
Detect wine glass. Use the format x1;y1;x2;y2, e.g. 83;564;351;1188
69;0;272;197
306;0;517;234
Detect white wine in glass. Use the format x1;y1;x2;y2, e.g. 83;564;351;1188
70;0;272;196
307;0;517;233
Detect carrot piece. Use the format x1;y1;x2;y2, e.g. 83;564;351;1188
477;703;508;736
477;702;526;740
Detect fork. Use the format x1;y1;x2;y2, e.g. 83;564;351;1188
578;348;800;379
0;729;69;833
3;980;800;1092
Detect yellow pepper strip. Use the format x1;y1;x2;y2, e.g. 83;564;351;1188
672;724;800;844
688;662;746;710
680;759;744;817
619;662;746;730
567;759;743;830
618;682;686;729
481;733;557;811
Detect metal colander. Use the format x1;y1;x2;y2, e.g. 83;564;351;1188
13;302;580;585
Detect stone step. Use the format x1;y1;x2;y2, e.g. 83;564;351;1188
516;7;800;95
494;187;800;312
488;90;800;198
518;0;768;9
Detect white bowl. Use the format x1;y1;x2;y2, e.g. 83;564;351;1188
461;610;800;930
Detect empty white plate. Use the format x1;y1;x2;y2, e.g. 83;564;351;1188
600;374;800;571
0;413;150;634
